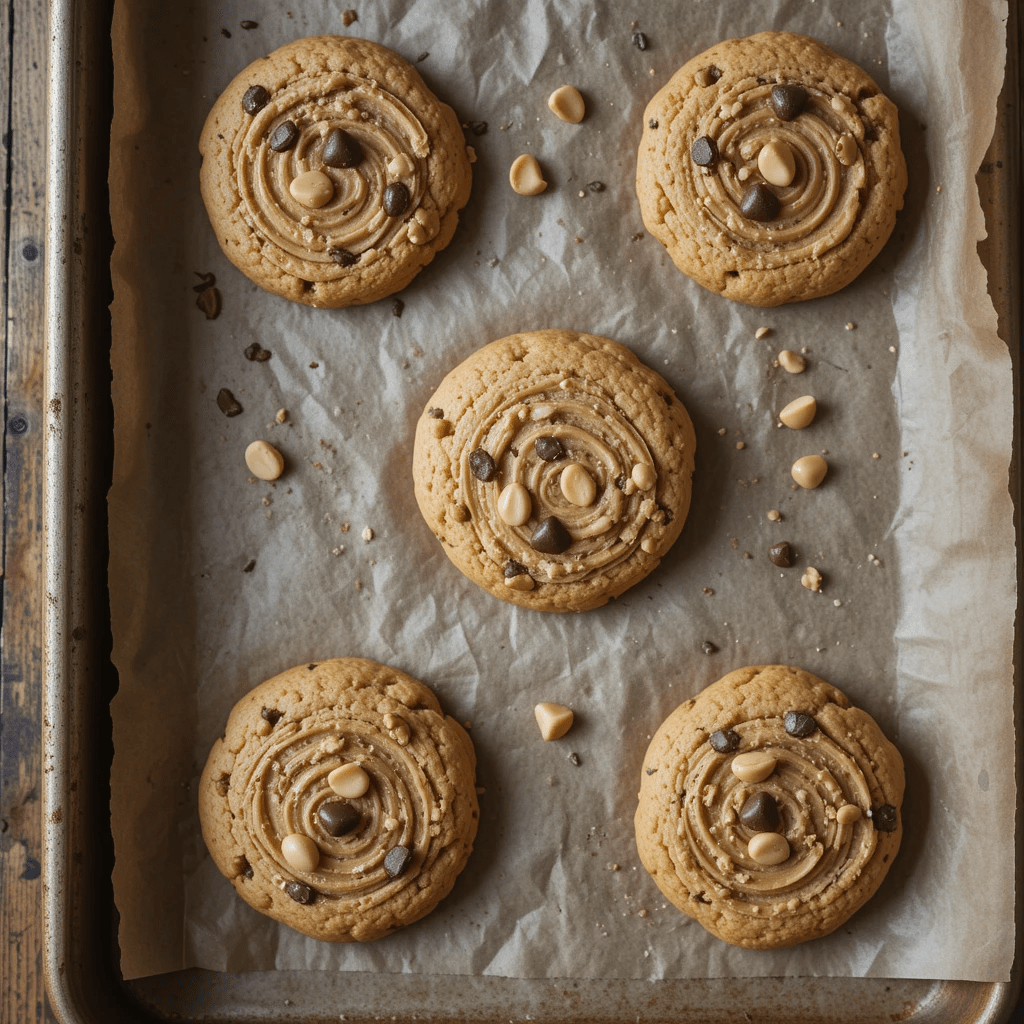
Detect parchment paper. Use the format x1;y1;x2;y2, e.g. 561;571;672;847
109;0;1015;984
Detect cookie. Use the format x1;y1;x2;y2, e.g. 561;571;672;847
636;32;907;306
413;330;696;613
199;658;478;942
199;36;473;308
635;665;904;948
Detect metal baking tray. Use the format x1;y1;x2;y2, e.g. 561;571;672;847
41;0;1023;1020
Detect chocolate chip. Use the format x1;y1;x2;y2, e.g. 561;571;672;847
383;181;410;217
871;804;898;833
323;127;362;168
648;118;659;129
261;707;282;725
284;880;316;904
784;711;817;738
740;183;780;221
535;436;565;462
242;559;256;573
240;19;258;29
504;560;529;578
709;729;740;753
691;135;718;168
645;768;655;775
244;342;272;362
768;541;792;567
329;247;359;267
216;388;243;417
384;846;412;878
739;792;781;833
701;640;718;655
269;120;299;152
466;120;488;136
468;448;498;481
427;407;444;419
196;287;221;320
193;271;217;292
391;299;405;317
242;85;270;116
771;84;808;121
531;517;572;554
708;66;722;82
319;801;361;837
632;31;648;50
586;181;606;192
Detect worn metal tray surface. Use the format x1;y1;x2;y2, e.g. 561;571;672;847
41;0;1022;1021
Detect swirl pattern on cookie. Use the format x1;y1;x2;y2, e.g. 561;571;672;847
199;659;478;942
413;331;697;613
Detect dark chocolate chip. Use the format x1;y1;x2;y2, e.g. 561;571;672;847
645;768;655;775
319;801;361;837
242;559;256;573
771;84;808;121
216;388;243;417
740;183;780;222
709;729;740;753
241;858;254;879
768;541;792;567
535;436;565;462
504;560;529;579
196;287;221;320
632;31;648;51
708;66;722;82
323;127;362;168
531;517;572;555
383;181;410;217
568;752;581;766
466;121;489;136
329;247;359;267
648;118;659;129
691;135;718;168
261;707;282;725
240;19;258;29
242;85;270;116
384;845;412;878
269;120;299;152
193;271;217;292
391;298;405;317
244;342;272;362
784;711;817;738
427;407;444;419
872;804;898;833
284;880;316;904
739;792;781;833
702;640;718;655
586;181;606;192
469;448;498;481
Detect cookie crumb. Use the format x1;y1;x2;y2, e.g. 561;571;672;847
332;546;345;557
362;527;374;542
341;523;350;533
845;322;856;330
275;408;288;424
702;587;714;595
833;598;842;607
735;441;745;450
767;509;781;522
718;427;727;436
342;9;357;26
754;326;770;339
801;566;823;592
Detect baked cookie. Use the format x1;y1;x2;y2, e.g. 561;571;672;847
636;32;907;306
413;331;696;613
199;36;473;307
199;658;478;941
635;665;904;948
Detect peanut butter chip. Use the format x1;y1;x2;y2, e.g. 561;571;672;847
757;139;796;187
631;463;656;490
535;702;574;741
778;349;807;374
560;463;597;506
245;440;285;481
505;573;535;592
289;170;334;209
791;455;828;489
328;763;370;798
731;751;778;783
837;804;862;825
510;154;547;195
547;85;585;123
748;831;790;866
779;395;817;429
497;482;532;526
281;833;320;873
835;133;858;166
383;713;410;746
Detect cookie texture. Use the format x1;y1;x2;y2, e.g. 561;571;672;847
199;36;472;307
413;330;696;613
635;665;904;948
199;658;478;941
636;32;907;306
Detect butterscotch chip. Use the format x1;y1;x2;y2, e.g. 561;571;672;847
245;440;285;481
635;665;904;948
534;702;574;741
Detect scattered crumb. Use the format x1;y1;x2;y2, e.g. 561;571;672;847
767;509;781;522
341;523;350;533
718;427;727;436
872;452;880;459
342;9;357;26
742;551;752;559
755;326;770;339
890;346;897;353
735;441;745;450
331;546;345;557
355;579;363;591
845;322;856;330
703;587;714;595
362;527;374;542
242;559;256;573
801;566;823;592
275;408;288;423
833;599;842;607
309;361;319;369
936;185;942;193
261;496;271;507
568;752;581;766
463;721;472;729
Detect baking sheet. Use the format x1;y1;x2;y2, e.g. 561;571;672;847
108;0;1015;985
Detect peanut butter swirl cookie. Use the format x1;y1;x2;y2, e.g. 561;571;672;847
199;659;478;941
413;330;696;612
636;32;907;306
199;36;472;307
635;665;904;948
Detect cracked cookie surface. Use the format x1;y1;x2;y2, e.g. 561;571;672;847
635;665;904;948
636;32;907;306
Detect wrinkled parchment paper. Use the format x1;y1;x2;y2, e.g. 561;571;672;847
109;0;1014;984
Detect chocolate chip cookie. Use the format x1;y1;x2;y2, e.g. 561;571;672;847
636;32;907;306
413;330;696;612
199;36;473;307
635;665;904;948
199;658;478;941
